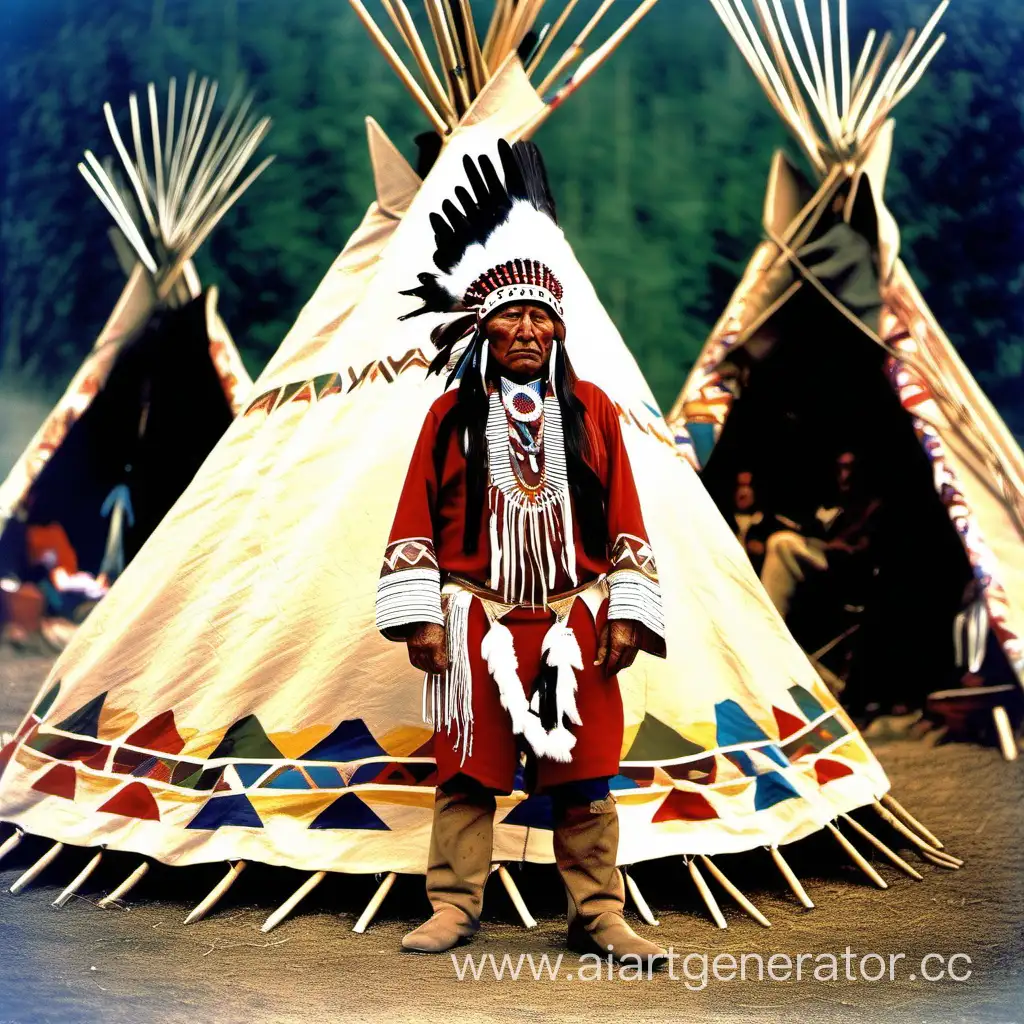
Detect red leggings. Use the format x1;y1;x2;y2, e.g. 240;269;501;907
434;596;624;793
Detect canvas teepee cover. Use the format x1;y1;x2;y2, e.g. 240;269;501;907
0;7;913;913
0;77;271;582
668;1;1024;704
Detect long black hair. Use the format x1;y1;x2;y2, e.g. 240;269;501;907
430;331;609;560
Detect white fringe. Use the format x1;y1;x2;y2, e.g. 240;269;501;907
424;588;475;766
479;614;580;764
541;619;584;728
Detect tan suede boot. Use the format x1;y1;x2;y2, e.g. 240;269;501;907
402;785;495;953
554;795;667;963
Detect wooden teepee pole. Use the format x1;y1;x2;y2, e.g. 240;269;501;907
839;814;923;881
537;0;617;95
97;861;149;907
825;821;888;889
261;871;327;934
527;0;581;75
700;855;772;927
880;794;945;849
9;842;64;894
0;828;24;865
623;869;659;927
687;857;727;929
496;865;537;929
353;872;398;933
349;0;448;133
52;850;105;908
391;0;458;124
183;861;247;925
769;846;814;908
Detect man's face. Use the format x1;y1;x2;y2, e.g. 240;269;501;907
483;302;561;379
734;471;756;512
836;452;857;494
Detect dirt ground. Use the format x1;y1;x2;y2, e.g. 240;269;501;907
0;648;1021;1024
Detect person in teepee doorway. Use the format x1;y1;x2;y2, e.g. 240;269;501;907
376;140;666;962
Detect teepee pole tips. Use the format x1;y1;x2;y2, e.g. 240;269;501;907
686;857;728;929
260;870;327;934
839;814;923;881
826;821;888;889
352;871;398;934
183;860;247;925
880;793;945;848
9;841;65;895
623;869;659;927
495;864;537;929
699;855;772;928
992;706;1019;762
0;828;24;866
52;850;105;908
97;861;150;908
769;846;814;909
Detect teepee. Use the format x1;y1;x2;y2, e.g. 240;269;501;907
668;0;1024;752
0;2;957;934
0;77;271;596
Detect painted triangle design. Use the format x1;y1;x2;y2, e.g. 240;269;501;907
301;720;386;763
787;685;826;722
187;794;264;829
772;705;807;739
234;764;273;788
623;714;705;761
501;795;554;830
651;788;719;822
54;693;107;738
715;699;769;747
32;762;77;800
33;680;61;720
309;793;390;831
753;772;801;811
128;711;186;754
208;715;283;760
100;781;161;820
814;758;855;785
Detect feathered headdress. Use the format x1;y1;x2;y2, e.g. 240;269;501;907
401;140;574;342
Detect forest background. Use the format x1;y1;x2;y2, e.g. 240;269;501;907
1;0;1021;459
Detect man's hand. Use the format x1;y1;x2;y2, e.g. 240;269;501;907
406;622;448;675
594;619;641;678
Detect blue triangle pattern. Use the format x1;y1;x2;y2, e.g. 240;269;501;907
54;693;107;738
301;720;386;763
501;795;555;830
754;772;801;811
234;764;273;787
715;699;769;747
187;794;264;829
309;793;390;830
788;685;826;722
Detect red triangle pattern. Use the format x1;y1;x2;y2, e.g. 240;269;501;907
773;706;807;740
83;747;110;771
814;758;855;785
99;782;161;821
652;787;719;823
32;762;77;800
127;711;186;754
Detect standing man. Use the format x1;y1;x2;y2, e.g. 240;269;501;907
376;140;666;961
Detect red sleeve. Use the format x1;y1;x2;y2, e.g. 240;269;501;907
583;384;666;658
375;403;446;641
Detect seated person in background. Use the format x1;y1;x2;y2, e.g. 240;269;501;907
24;516;107;622
727;470;799;576
761;451;882;620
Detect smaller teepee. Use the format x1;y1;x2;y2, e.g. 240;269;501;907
669;1;1024;752
0;77;272;601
